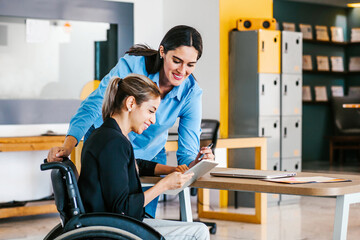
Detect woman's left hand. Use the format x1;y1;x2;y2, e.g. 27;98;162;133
196;146;215;161
174;164;189;173
189;146;215;168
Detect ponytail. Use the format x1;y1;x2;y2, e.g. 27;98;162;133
102;74;161;121
102;77;123;121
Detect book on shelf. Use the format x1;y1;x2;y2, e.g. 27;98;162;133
302;86;312;101
263;176;351;184
351;28;360;42
330;56;344;72
330;26;344;42
349;57;360;71
299;24;313;40
316;56;330;71
282;22;296;32
315;25;329;41
314;86;328;102
331;86;344;97
303;55;313;70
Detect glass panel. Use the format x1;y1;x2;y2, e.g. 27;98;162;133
0;16;109;99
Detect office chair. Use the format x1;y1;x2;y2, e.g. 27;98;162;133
331;96;360;135
191;119;220;234
329;96;360;164
41;158;164;240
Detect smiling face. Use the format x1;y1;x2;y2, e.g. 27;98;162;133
130;96;161;135
160;45;198;87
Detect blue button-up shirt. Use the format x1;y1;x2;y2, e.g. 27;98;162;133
68;54;202;166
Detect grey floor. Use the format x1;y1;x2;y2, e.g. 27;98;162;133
1;160;360;240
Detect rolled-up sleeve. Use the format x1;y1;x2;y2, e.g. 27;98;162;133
136;159;157;176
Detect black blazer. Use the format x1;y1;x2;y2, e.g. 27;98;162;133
78;117;158;221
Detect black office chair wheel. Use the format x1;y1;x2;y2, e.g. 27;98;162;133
204;222;217;234
190;187;198;196
209;226;216;235
55;226;142;240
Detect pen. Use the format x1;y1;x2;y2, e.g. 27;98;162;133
197;143;213;160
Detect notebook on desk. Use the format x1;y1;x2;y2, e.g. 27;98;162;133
210;168;297;179
164;160;218;195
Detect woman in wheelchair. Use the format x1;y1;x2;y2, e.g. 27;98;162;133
77;74;209;240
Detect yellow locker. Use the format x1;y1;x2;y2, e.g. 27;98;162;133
258;30;281;73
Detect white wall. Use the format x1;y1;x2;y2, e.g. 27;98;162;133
108;0;164;48
163;0;220;120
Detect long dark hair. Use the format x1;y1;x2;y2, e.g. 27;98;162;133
126;25;203;74
102;74;161;121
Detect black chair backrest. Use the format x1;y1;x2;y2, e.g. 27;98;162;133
331;96;360;135
40;158;85;226
200;119;220;152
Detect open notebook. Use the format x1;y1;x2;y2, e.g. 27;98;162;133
210;168;297;179
164;160;218;195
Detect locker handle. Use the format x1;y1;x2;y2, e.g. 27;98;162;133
296;38;300;44
261;84;265;95
296;80;299;86
295;164;299;170
261;41;265;52
284;85;288;95
261;128;265;136
295;121;299;128
284;127;287;138
273;165;277;171
285;42;288;53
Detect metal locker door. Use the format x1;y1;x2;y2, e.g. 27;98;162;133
259;116;280;159
268;158;280;205
258;30;281;74
281;157;302;172
281;116;302;158
280;157;302;203
282;31;302;74
281;74;302;116
259;73;280;116
268;158;280;171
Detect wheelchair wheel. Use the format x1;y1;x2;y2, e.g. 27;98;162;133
54;226;142;240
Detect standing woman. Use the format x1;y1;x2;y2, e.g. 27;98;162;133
78;74;209;240
48;25;214;217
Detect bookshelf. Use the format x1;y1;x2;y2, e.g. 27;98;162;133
274;0;360;163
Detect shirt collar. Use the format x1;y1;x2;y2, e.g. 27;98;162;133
151;72;186;101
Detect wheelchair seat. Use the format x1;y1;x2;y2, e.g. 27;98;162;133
41;158;164;240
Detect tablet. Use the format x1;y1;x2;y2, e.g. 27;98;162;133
164;160;218;195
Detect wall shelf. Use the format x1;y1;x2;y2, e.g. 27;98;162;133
303;70;360;76
303;39;360;47
303;101;329;105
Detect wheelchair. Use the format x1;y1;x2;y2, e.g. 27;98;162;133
40;158;164;240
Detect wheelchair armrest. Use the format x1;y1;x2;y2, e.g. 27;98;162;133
40;158;71;172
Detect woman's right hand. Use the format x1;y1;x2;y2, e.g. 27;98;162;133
47;146;71;162
160;171;194;191
47;136;78;162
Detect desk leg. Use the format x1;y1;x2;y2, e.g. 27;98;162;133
333;193;360;240
179;187;193;222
